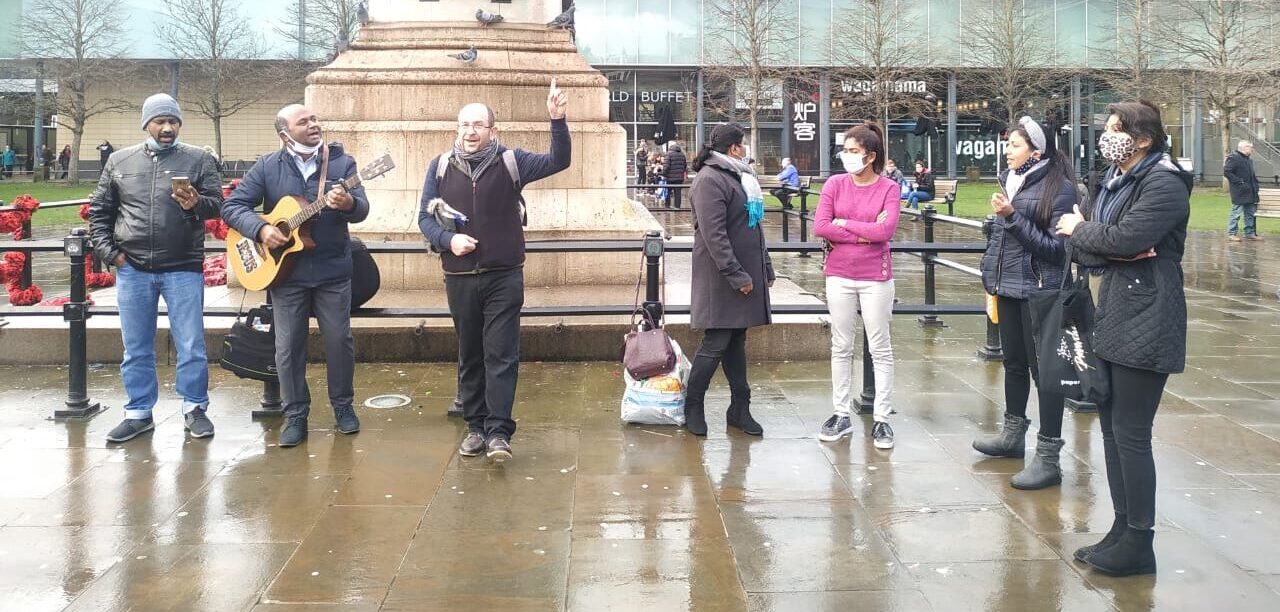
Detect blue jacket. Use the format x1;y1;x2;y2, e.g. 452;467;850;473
1;149;14;167
221;142;370;286
417;118;572;253
776;164;800;189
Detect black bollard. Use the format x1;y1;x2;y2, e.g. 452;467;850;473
917;204;945;327
641;230;664;329
977;318;1004;361
798;190;811;258
857;329;875;414
19;218;32;288
252;299;284;419
55;228;102;419
253;379;283;419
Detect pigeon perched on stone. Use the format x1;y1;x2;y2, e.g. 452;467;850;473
357;1;369;26
476;9;504;27
547;4;575;30
448;45;478;64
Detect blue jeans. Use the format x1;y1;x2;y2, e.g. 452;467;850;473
905;190;933;210
116;264;209;420
1228;202;1258;236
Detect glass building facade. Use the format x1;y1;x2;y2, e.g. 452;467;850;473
579;0;1280;180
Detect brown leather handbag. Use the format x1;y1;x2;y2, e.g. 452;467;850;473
622;310;677;380
620;253;676;380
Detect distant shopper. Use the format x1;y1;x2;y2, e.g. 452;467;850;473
972;116;1078;490
98;141;114;175
664;144;688;208
814;121;900;449
882;158;905;185
684;123;774;437
1;145;14;179
58;145;71;179
1055;101;1192;577
1224;140;1261;241
905;160;934;211
772;157;801;210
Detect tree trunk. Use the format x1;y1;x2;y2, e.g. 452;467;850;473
1221;118;1232;190
69;129;83;186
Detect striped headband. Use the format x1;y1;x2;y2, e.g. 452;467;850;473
1018;116;1047;151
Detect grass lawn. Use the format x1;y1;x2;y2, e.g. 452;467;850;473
0;182;97;228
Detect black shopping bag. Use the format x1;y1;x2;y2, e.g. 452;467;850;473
1027;248;1110;405
220;305;278;382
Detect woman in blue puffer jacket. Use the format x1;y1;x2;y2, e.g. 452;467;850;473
973;116;1079;490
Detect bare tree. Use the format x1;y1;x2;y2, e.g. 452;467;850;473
1161;0;1279;166
1091;0;1176;103
275;0;362;61
701;0;800;156
19;0;130;184
157;0;287;157
830;0;934;128
961;0;1066;129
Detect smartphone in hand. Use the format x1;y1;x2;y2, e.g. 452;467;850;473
171;176;191;192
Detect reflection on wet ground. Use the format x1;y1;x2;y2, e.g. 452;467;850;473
1;219;1279;610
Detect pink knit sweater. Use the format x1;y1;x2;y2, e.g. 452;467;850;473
813;174;901;281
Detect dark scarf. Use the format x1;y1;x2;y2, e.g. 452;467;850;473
451;139;500;181
1095;152;1161;226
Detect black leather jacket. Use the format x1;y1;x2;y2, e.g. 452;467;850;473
88;143;222;271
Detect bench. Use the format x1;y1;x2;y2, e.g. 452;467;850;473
1258;188;1280;217
758;176;813;191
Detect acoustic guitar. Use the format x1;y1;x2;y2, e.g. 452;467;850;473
226;153;395;291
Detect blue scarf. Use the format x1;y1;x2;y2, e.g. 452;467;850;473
1095;152;1161;226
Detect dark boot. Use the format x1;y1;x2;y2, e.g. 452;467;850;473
972;413;1030;458
1010;434;1064;490
684;401;707;436
726;399;763;436
1085;527;1156;576
1074;514;1127;562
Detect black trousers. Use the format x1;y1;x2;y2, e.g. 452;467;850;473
668;179;685;208
685;328;750;410
445;268;524;440
997;296;1065;438
770;187;794;209
1098;361;1168;530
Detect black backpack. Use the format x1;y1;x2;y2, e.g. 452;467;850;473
350;237;380;310
220;305;278;382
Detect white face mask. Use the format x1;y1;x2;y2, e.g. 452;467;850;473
840;152;867;175
281;131;322;156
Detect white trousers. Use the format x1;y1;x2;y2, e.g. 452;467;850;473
826;277;895;420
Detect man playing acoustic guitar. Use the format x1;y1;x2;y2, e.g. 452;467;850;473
222;104;370;448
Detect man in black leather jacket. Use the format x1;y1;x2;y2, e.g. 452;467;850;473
88;93;223;443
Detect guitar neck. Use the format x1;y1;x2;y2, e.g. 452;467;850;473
287;174;362;231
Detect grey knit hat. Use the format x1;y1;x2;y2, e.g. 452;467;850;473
140;93;182;130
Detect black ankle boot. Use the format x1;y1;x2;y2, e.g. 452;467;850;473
1086;527;1156;576
726;400;763;436
684;402;707;436
1073;514;1127;562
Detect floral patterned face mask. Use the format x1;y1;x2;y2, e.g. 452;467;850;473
1099;131;1138;165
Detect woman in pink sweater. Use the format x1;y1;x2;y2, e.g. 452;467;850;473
814;121;901;449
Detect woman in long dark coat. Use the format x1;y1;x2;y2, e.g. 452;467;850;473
685;123;774;437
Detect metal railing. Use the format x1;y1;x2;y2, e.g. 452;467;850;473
0;227;996;419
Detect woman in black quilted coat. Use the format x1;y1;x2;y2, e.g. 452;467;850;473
1056;101;1191;578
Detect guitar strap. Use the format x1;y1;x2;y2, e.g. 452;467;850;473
316;143;331;206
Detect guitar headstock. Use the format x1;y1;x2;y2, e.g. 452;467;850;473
360;154;396;182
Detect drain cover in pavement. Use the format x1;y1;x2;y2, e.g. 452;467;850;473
364;394;412;409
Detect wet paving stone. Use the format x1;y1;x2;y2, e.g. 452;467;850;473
2;227;1280;609
262;506;422;605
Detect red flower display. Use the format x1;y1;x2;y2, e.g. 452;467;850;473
203;254;227;287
